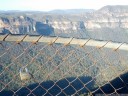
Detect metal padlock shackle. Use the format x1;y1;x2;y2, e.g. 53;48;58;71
20;67;31;81
19;67;36;82
20;67;29;73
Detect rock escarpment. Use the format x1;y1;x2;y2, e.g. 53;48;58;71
0;5;128;42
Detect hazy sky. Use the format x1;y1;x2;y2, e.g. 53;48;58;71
0;0;128;11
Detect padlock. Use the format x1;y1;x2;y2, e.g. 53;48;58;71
20;68;31;81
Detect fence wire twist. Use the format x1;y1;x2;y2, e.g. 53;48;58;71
0;34;128;96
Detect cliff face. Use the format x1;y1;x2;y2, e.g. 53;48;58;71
0;5;128;42
1;15;128;32
0;16;34;34
0;16;55;35
87;6;128;29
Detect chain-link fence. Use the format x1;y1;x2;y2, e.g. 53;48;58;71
0;34;128;96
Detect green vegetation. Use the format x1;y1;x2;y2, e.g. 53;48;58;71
0;41;128;95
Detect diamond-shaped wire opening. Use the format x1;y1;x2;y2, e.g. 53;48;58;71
0;81;6;91
15;87;31;96
9;43;24;58
27;43;45;58
0;50;12;69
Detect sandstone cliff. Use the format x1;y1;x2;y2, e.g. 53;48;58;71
0;5;128;42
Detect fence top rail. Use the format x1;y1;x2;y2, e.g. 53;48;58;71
0;34;128;51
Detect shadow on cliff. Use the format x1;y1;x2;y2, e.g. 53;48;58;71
35;22;54;36
1;28;11;34
94;72;128;94
0;76;94;96
1;72;128;96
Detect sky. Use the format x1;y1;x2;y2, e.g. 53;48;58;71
0;0;128;11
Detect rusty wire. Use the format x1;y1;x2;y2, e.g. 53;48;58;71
0;34;128;96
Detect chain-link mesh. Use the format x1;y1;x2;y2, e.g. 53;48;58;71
0;34;128;96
